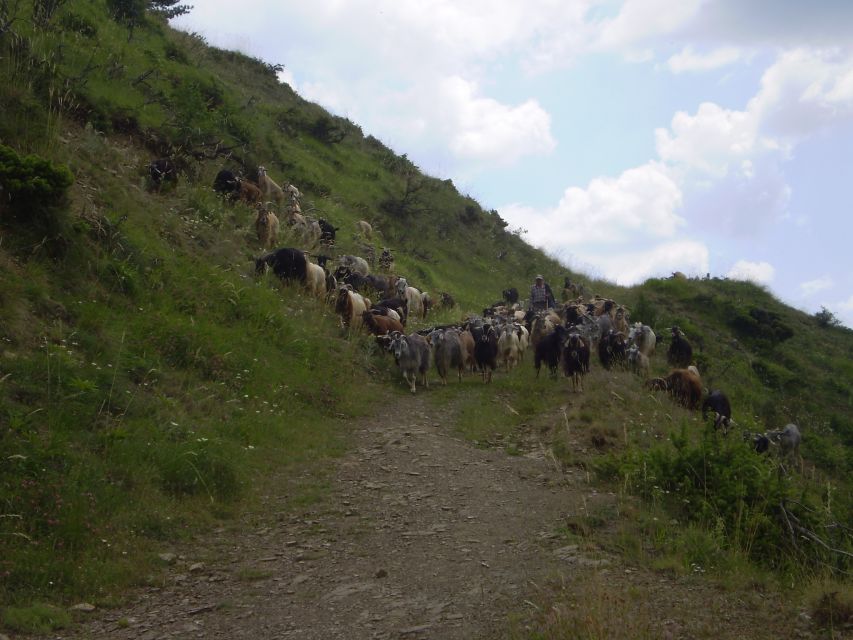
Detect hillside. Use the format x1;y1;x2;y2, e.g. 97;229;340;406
1;2;852;636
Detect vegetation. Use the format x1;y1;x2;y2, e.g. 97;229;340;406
0;0;851;635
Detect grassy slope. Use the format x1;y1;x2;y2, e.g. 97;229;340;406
1;1;851;631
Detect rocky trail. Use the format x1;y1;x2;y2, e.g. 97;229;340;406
56;390;809;640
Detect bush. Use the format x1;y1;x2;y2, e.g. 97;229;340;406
0;144;74;251
605;424;848;571
815;306;842;328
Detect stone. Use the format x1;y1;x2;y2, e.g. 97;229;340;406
70;602;96;612
158;552;177;564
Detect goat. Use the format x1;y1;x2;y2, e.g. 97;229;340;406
356;220;373;239
743;430;770;454
768;423;802;470
304;258;327;299
429;328;465;384
401;283;424;320
534;324;566;378
421;292;432;319
701;390;732;434
502;287;519;305
514;323;529;361
598;330;627;370
378;248;394;272
667;326;693;368
529;312;555;351
257;166;286;205
664;368;703;410
335;286;368;333
497;324;521;372
614;305;630;335
472;324;499;382
236;177;262;204
339;255;370;277
389;331;431;393
255;247;307;284
458;329;477;373
213;169;239;197
148;157;177;192
255;205;280;249
362;310;403;336
626;344;649;378
562;333;589;391
628;322;656;358
318;218;339;246
373;297;408;325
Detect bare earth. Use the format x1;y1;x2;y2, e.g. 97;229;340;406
59;392;812;640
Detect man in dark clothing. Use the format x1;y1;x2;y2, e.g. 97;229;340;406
529;275;551;311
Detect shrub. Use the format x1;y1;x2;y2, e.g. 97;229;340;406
0;144;74;251
815;306;842;328
603;424;848;572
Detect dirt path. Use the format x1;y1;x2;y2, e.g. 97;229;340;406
60;389;810;640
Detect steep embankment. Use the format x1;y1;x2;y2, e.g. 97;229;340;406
1;2;852;636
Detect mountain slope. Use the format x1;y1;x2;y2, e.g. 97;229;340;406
0;1;850;629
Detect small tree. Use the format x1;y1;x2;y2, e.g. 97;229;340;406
814;306;841;328
107;0;145;37
0;144;74;254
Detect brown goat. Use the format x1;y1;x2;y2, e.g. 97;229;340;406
362;310;404;336
237;178;262;204
664;368;703;410
255;206;280;249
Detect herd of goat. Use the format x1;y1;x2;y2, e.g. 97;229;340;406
150;160;804;468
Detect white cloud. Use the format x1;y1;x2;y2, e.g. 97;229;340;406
750;49;853;141
441;77;557;164
666;46;743;73
583;240;710;286
501;162;683;248
799;276;834;297
727;260;775;284
596;0;704;54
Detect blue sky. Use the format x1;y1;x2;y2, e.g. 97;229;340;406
174;1;853;327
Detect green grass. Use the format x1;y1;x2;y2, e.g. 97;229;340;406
1;602;71;634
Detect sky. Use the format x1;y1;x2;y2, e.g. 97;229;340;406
173;1;853;327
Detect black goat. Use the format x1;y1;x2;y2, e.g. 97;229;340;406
534;325;566;378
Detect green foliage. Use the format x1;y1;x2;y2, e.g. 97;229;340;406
0;144;74;249
815;306;842;328
106;0;146;33
603;424;850;573
148;0;192;19
1;603;70;633
729;306;794;348
631;292;658;327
